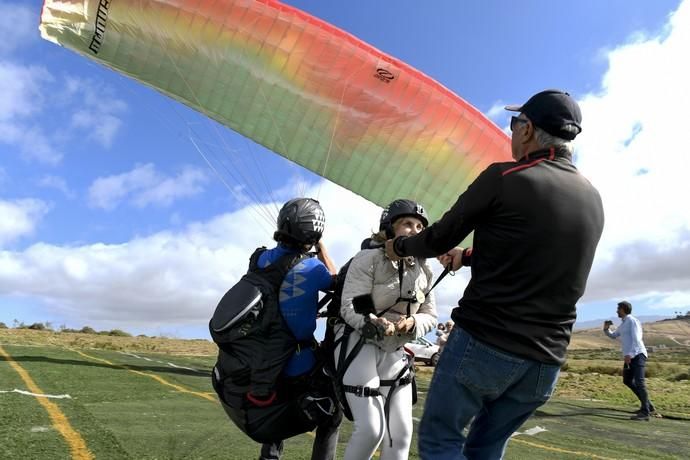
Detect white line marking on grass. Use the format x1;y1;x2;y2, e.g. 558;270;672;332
122;352;153;361
166;362;198;371
412;417;421;422
31;426;51;432
119;352;202;372
1;389;72;399
511;426;548;437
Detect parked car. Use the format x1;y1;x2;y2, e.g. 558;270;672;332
406;336;440;366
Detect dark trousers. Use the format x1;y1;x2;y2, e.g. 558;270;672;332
623;353;651;415
259;412;341;460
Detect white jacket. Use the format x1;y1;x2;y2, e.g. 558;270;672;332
340;248;438;352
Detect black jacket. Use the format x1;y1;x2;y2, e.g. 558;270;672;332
395;147;604;364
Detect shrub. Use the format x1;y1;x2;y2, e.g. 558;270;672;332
80;326;97;334
108;329;132;337
645;361;663;378
0;322;7;329
669;370;690;381
582;365;620;376
93;341;121;350
28;322;46;330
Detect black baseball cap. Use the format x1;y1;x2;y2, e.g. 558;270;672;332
505;89;582;140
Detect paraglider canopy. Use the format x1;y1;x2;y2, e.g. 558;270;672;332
40;0;511;221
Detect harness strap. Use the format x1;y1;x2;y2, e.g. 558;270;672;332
317;291;333;310
382;358;414;447
342;384;381;397
336;326;365;382
338;346;413;447
375;262;452;320
428;265;452;293
380;374;412;387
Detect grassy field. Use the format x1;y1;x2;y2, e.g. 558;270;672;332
1;328;689;459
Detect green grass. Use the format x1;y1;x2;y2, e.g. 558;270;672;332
2;342;690;459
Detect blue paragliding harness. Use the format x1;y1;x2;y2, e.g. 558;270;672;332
210;247;339;444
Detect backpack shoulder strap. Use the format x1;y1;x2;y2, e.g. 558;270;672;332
249;248;312;278
248;250;314;397
248;246;267;271
274;251;312;275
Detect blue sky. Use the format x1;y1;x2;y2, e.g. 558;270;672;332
2;0;689;338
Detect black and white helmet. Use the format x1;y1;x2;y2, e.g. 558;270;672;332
274;198;325;245
379;199;428;238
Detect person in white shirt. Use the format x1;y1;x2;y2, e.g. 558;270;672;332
603;300;655;420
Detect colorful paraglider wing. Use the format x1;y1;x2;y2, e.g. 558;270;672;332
40;0;511;221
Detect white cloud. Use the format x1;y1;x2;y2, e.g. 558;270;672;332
0;4;36;56
575;0;690;305
133;166;208;208
0;63;128;165
0;182;385;329
0;61;60;163
0;179;464;331
88;163;209;210
68;77;127;148
0;122;63;165
0;199;50;247
0;63;61;165
0;62;51;121
644;291;690;311
37;175;75;199
484;100;507;124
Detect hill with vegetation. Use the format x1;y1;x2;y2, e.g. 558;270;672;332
569;317;690;350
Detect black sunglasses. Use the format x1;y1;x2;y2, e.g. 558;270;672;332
510;116;529;131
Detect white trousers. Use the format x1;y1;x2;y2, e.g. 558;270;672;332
335;330;413;460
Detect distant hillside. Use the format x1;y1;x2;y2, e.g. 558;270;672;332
0;328;216;355
570;317;690;350
574;315;671;331
4;318;688;354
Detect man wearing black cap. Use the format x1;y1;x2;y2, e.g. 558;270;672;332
385;89;605;459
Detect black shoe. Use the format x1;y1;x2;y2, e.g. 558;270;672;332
636;406;655;415
630;413;650;421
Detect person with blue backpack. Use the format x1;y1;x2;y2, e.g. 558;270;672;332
210;197;342;460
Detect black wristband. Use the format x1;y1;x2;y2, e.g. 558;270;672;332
393;236;407;257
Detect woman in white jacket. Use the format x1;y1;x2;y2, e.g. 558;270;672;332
336;199;438;460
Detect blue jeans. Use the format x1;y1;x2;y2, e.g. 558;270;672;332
418;327;561;460
623;353;650;415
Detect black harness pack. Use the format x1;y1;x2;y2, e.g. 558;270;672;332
210;247;338;443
